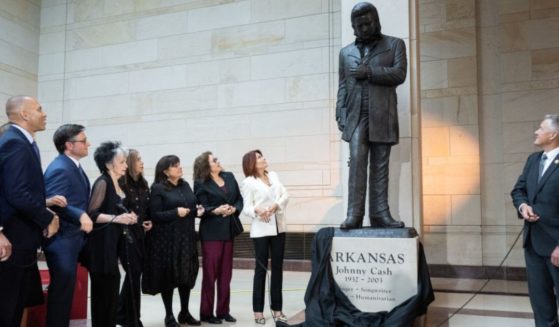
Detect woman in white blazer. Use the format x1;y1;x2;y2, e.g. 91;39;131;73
240;150;289;325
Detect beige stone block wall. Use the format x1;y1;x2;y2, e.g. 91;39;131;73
36;0;346;230
0;0;41;123
479;0;559;267
420;0;481;265
422;0;559;267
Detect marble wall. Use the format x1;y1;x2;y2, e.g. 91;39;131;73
420;0;482;265
0;0;41;121
420;0;559;267
36;0;345;233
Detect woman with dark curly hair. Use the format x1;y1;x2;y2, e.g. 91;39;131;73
143;155;203;327
193;151;243;324
81;141;138;327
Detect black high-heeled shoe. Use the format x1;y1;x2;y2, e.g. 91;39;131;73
200;315;222;324
216;313;236;322
164;315;180;327
178;311;201;326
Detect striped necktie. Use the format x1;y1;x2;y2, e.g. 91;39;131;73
538;153;548;182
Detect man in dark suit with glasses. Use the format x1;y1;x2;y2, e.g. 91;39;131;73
43;124;93;327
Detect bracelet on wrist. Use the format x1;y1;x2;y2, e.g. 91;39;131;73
110;215;117;223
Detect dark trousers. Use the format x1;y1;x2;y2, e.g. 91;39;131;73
347;116;392;218
525;245;559;327
116;235;143;326
200;240;233;317
252;233;286;312
44;233;84;327
0;251;41;327
90;272;120;327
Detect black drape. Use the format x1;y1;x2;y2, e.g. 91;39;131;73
289;227;434;327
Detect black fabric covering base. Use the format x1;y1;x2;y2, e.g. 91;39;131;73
287;227;434;327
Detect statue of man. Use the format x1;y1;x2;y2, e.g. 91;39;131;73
337;2;406;229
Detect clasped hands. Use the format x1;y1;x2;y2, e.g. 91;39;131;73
114;212;138;225
213;204;236;217
178;205;205;218
255;204;279;223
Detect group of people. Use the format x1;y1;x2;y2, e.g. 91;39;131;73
0;95;290;327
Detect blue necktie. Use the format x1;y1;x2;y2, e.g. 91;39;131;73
31;141;41;162
78;164;88;186
538;153;548;183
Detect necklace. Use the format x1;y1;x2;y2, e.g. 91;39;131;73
260;175;271;186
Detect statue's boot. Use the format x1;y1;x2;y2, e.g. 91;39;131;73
370;211;404;228
340;216;363;229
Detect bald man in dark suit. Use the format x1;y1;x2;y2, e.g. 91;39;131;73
0;95;59;327
512;114;559;327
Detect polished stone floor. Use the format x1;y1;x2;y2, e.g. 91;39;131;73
63;269;538;327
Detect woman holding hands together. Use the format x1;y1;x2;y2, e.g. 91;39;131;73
82;141;138;327
143;155;203;327
193;152;243;324
240;150;289;325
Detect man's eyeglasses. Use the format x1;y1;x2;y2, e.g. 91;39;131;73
69;138;88;144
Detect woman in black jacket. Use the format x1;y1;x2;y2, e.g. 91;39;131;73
193;151;243;324
116;149;152;327
143;155;202;327
83;141;138;327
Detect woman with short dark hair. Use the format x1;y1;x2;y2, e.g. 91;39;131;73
240;149;289;325
143;155;202;327
193;152;243;324
82;141;139;327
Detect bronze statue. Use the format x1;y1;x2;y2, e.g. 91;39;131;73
337;2;406;229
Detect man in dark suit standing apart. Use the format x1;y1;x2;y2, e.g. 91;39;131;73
43;124;93;327
0;95;60;327
512;114;559;326
337;2;406;229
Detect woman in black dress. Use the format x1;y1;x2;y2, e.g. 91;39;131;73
143;155;203;327
116;149;153;327
83;141;139;327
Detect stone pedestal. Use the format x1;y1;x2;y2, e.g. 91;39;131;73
331;228;419;312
